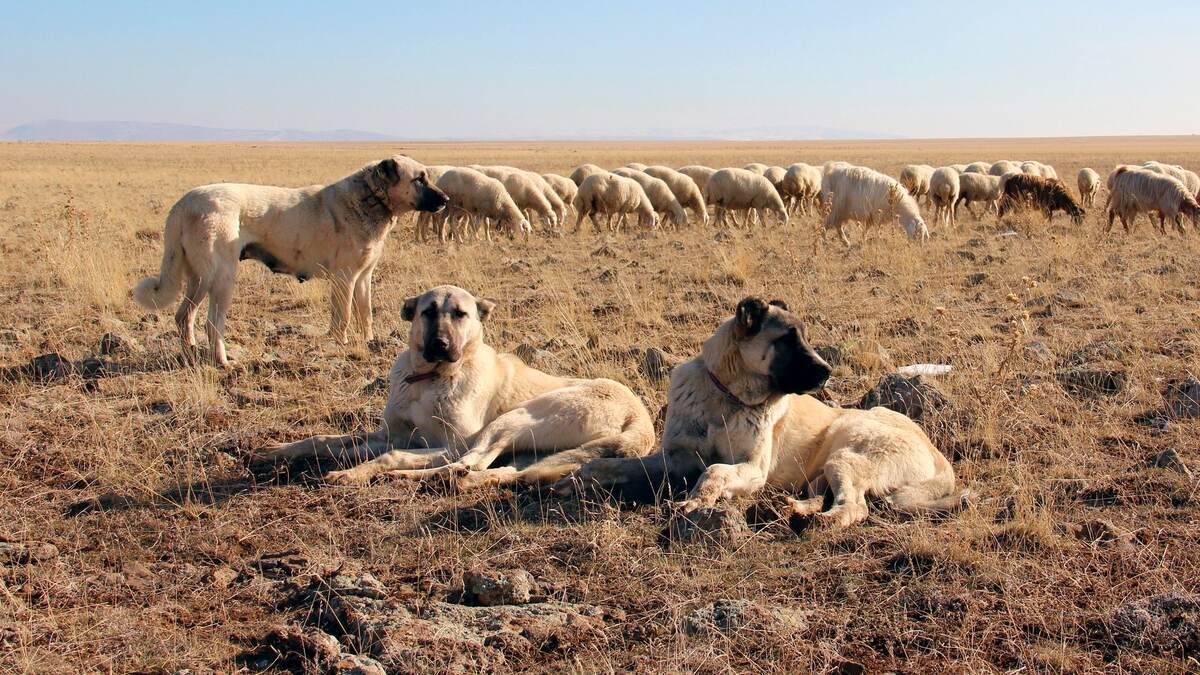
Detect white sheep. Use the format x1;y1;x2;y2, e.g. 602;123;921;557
570;163;609;187
950;164;968;173
821;165;929;246
781;163;823;216
1020;161;1056;178
742;163;769;175
704;168;789;228
955;173;1004;217
434;168;529;243
963;161;992;175
475;166;559;230
542;173;579;218
612;168;689;227
625;162;648;171
643;165;708;225
1107;166;1200;234
1143;161;1200;198
990;160;1022;176
1077;168;1101;207
898;164;935;204
572;173;658;233
929;167;961;229
678;165;718;193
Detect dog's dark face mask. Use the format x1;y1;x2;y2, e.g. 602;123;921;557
413;172;449;213
402;286;495;364
733;297;832;395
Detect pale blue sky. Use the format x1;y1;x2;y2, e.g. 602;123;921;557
2;1;1197;138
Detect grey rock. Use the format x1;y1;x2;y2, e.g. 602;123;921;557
1056;369;1127;398
858;374;950;421
660;508;751;548
463;569;536;606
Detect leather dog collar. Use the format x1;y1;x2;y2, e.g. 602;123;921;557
707;369;752;408
403;368;441;384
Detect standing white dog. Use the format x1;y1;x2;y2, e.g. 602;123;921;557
133;156;448;365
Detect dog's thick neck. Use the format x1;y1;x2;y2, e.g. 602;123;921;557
700;320;781;408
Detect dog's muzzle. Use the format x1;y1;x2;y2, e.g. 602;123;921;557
422;335;457;363
416;186;449;213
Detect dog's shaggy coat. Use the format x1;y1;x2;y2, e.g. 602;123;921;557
252;285;655;488
133;155;447;365
559;298;967;527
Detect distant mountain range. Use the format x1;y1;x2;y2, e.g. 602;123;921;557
2;120;903;142
1;120;400;142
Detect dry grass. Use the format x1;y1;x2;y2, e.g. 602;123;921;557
1;139;1198;673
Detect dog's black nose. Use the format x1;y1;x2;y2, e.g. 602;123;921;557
434;336;450;349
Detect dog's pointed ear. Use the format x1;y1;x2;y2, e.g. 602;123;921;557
734;297;769;337
768;299;789;312
475;298;496;322
401;295;419;321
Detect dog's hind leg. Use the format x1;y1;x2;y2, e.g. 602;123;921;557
327;270;358;345
329;446;455;484
813;451;871;528
175;272;208;363
205;265;237;366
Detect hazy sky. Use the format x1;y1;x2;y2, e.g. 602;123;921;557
3;1;1198;138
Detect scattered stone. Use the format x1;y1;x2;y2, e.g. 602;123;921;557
28;353;73;381
713;229;734;242
597;268;618;283
660;507;751;548
0;541;59;565
1056;369;1127;398
640;347;682;381
514;343;556;368
1053;291;1086;308
1106;592;1200;657
463;569;536;607
0;329;23;346
966;272;989;286
1165;378;1200;419
361;376;389;395
328;572;388;600
1070;519;1135;550
681;599;810;638
1024;341;1055;365
1065;340;1124;366
857;374;950;422
591;243;619;258
1138;449;1192;478
207;565;240;589
97;332;133;357
815;345;845;366
245;626;342;671
330;654;387;675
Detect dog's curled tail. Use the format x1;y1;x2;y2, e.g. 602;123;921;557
133;209;186;311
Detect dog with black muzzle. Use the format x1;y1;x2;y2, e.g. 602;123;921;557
557;297;968;527
133;155;449;365
251;285;655;489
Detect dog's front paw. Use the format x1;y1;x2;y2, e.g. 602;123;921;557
245;445;286;465
325;469;368;486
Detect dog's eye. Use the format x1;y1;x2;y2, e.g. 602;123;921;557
453;309;468;319
422;307;436;318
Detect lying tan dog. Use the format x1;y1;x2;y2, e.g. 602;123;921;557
133;156;449;365
559;297;967;526
252;285;655;488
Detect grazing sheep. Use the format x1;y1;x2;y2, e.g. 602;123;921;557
1143;161;1200;198
781;163;823;216
990;160;1022;177
963;161;992;175
542;173;579;217
1106;166;1200;234
950;164;968;173
572;173;657;233
823;160;855;176
625;162;648;171
704;168;789;228
476;167;559;230
929;167;961;228
742;163;769;175
612;168;689;227
1077;168;1101;207
822;165;929;246
1020;161;1056;179
570;163;608;187
643;165;709;225
955;173;1004;217
678;165;718;193
899;164;935;204
435;168;529;243
997;173;1084;224
763;166;788;194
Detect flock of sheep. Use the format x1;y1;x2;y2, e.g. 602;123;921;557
408;157;1200;245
